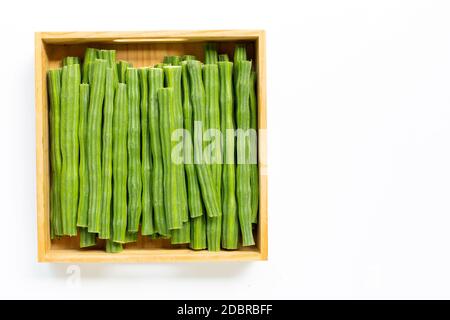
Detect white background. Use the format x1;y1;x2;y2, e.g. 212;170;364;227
0;0;450;299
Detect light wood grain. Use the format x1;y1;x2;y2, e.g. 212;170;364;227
35;30;267;263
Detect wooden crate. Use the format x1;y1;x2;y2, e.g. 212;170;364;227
35;30;267;263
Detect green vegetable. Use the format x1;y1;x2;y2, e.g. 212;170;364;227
233;44;247;84
126;68;143;232
207;217;221;251
80;227;96;248
60;64;80;236
148;68;169;236
47;69;63;237
62;56;80;66
99;50;115;66
204;43;218;64
218;54;229;62
235;60;255;246
190;215;206;250
99;50;118;85
48;44;260;252
139;68;154;235
187;60;222;218
77;84;90;227
234;44;247;64
106;202;123;253
112;83;128;243
158;87;183;230
218;61;238;249
125;231;138;243
249;71;259;224
87;59;107;233
181;61;203;218
106;241;123;253
106;233;123;253
99;67;115;239
163;55;181;66
172;56;181;65
203;63;222;251
164;66;189;223
154;63;170;68
203;64;222;202
82;48;98;83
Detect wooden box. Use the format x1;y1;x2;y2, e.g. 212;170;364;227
35;30;267;262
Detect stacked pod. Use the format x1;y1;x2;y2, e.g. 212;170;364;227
47;43;259;252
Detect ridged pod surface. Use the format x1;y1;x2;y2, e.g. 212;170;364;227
60;64;80;236
47;69;63;237
163;55;181;66
181;61;203;218
126;68;143;232
117;60;130;83
99;50;118;86
82;48;98;84
204;43;218;64
233;44;247;65
106;237;123;253
171;220;190;244
158;87;183;230
182;55;196;61
249;71;259;224
139;67;154;235
80;227;96;248
203;64;222;201
235;60;255;246
112;84;128;243
203;63;222;251
233;43;247;87
87;59;107;233
62;56;80;66
77;84;90;227
190;215;206;250
186;60;222;218
99;68;115;239
218;54;229;62
218;61;238;249
125;231;138;243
